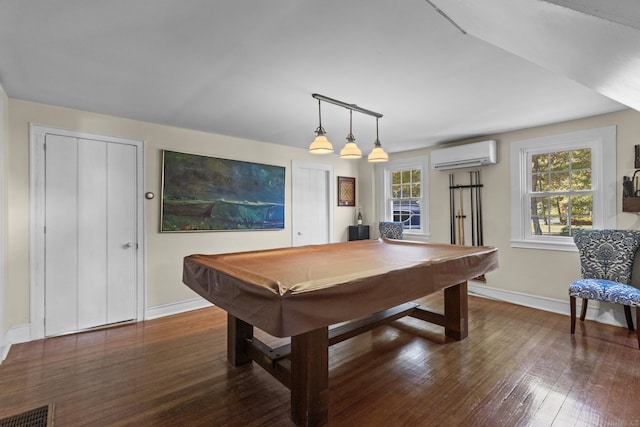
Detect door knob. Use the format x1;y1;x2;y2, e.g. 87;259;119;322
124;242;138;249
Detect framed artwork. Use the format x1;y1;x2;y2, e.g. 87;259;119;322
338;176;356;206
161;150;285;232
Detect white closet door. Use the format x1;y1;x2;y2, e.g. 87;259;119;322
45;134;137;336
292;162;333;247
106;142;137;324
77;138;108;329
45;134;80;335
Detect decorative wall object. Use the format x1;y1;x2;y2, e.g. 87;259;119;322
338;176;356;206
161;150;285;231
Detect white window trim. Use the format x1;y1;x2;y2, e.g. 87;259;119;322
378;156;430;239
510;126;616;252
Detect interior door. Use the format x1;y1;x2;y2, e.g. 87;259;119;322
292;161;333;246
44;134;138;336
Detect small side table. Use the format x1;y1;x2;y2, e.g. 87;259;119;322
348;225;370;241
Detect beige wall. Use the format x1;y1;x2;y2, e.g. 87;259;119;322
3;97;639;333
361;108;640;303
5;99;360;329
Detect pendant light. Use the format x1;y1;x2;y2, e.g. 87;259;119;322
309;99;333;154
367;117;389;162
310;93;389;161
340;110;362;159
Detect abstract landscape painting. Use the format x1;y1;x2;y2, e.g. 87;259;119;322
161;150;285;231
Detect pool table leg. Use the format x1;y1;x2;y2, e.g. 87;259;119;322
227;313;253;366
444;281;468;340
290;326;329;427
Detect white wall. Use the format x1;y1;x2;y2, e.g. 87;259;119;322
4;98;360;334
361;108;640;325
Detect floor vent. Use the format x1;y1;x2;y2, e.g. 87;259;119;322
0;403;54;427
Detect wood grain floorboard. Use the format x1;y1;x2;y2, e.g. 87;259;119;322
2;293;640;426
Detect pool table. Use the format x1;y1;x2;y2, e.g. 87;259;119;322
183;238;498;426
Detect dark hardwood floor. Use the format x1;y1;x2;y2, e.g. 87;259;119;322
2;293;640;426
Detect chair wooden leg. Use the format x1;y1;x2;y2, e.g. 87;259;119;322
570;296;576;334
580;298;589;321
624;305;635;332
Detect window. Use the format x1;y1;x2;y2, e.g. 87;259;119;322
510;126;616;251
380;157;429;237
530;149;592;236
392;169;421;230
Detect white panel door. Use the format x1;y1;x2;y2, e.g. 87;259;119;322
44;134;138;336
106;142;137;324
45;134;79;335
292;162;333;247
77;138;108;329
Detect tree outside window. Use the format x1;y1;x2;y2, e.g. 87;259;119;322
530;148;593;237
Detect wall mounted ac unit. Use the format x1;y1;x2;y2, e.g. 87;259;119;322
430;140;497;170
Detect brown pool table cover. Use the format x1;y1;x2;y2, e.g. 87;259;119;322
183;238;498;337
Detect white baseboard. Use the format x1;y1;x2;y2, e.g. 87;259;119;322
1;323;31;363
2;289;632;363
468;282;634;328
1;298;212;363
145;297;213;320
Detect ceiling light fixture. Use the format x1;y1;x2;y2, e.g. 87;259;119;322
308;98;333;154
367;117;389;162
309;93;388;162
340;109;362;159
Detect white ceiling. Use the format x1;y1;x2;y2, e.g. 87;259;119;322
0;0;634;154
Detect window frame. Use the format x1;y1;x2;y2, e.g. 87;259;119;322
510;126;616;251
379;156;430;239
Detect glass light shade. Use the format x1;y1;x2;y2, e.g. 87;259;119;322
367;146;389;162
309;134;333;154
340;142;362;159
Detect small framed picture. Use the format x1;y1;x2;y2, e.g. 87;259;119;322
338;176;356;206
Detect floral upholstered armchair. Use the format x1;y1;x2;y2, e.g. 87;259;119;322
379;222;403;240
569;229;640;348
